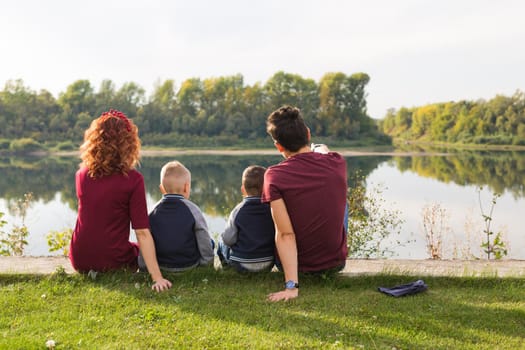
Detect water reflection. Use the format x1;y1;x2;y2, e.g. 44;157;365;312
0;156;77;207
391;151;525;198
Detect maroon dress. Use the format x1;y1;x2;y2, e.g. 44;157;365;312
69;167;149;272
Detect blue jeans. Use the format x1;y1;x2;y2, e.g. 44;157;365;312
217;241;273;273
274;258;345;275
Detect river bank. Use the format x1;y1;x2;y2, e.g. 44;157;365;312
50;148;449;158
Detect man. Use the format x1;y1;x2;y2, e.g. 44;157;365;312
262;105;348;302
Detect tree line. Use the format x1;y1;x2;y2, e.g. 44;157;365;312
379;91;525;145
0;71;387;148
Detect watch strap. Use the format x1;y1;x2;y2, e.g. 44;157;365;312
285;280;299;289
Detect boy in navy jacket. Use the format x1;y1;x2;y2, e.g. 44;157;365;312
140;161;214;272
217;165;275;272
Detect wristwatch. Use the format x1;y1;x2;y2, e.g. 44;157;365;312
285;280;299;289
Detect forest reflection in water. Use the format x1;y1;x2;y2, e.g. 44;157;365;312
0;150;524;258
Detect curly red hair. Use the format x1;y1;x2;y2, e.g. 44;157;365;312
80;110;141;178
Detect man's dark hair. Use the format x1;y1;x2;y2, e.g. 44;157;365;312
266;105;309;152
242;165;266;196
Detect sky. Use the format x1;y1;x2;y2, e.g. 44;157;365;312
1;0;524;119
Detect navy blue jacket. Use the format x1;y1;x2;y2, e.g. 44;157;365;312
149;194;214;268
221;196;275;263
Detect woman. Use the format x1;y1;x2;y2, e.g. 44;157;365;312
69;109;171;292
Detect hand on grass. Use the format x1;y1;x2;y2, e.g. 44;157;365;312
267;288;298;302
151;278;172;292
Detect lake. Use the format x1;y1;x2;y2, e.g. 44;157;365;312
0;150;524;259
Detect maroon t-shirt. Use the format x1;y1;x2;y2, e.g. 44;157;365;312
262;151;348;272
69;167;149;272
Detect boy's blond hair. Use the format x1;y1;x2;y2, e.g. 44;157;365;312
160;161;191;194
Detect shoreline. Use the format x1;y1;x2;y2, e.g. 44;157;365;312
10;143;525;158
4;140;525;158
50;148;450;158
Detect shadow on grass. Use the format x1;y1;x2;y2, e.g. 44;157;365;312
2;270;524;349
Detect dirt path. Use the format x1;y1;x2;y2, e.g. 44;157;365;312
1;256;523;277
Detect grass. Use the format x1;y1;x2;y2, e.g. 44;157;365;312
1;268;524;349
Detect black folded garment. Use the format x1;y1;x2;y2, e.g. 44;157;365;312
378;279;428;297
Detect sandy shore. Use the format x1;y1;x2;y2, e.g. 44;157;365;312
1;256;524;277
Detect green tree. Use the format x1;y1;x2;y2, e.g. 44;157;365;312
240;83;268;139
57;80;95;139
0;80;37;138
318;72;371;138
202;75;244;136
94;79;117;116
263;71;319;128
174;78;203;134
139;80;176;134
0;80;61;141
114;82;145;119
